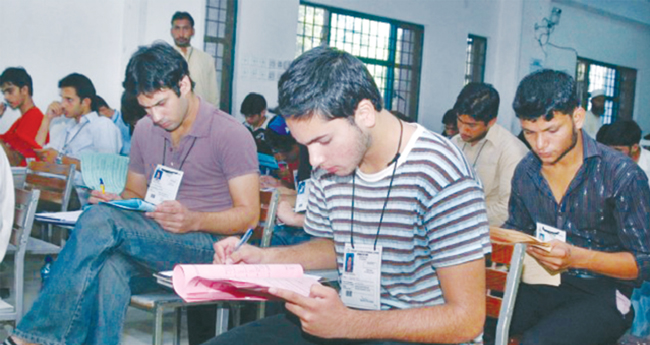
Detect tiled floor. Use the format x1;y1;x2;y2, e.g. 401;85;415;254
0;254;190;345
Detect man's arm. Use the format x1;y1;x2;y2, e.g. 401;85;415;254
528;243;638;279
270;257;486;343
147;173;260;235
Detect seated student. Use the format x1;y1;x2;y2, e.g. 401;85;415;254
36;73;122;167
34;73;122;206
3;42;259;345
441;108;459;137
241;92;274;154
596;120;650;182
94;95;132;156
207;46;490;345
505;69;650;345
261;114;313;246
0;67;49;166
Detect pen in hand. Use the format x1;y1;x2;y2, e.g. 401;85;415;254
226;228;254;264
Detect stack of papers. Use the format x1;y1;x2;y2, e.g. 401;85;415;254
172;264;321;303
35;210;83;226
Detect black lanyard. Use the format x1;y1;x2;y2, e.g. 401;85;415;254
350;119;403;250
162;136;197;171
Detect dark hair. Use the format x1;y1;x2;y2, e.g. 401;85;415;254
92;95;110;112
241;93;267;116
171;11;194;27
265;115;296;153
0;67;33;96
123;42;191;98
120;91;146;135
59;73;96;106
277;46;383;121
596;120;641;147
453;83;500;123
513;69;578;121
442;109;457;125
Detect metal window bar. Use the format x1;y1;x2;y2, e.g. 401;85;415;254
297;2;423;120
204;0;237;113
466;35;487;84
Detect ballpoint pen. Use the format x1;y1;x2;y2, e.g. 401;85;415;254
233;228;254;252
100;178;105;194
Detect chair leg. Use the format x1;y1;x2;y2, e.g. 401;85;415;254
174;307;182;345
231;305;241;328
256;302;266;320
153;306;164;345
215;305;229;336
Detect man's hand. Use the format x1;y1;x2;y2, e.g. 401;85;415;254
46;101;65;119
269;284;358;339
212;236;264;265
527;239;573;272
88;190;122;204
260;175;282;189
146;200;199;233
34;148;59;163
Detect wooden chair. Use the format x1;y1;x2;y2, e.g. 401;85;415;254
0;188;40;324
486;242;526;345
23;161;76;250
129;189;280;345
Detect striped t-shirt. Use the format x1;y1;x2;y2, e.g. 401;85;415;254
304;124;491;310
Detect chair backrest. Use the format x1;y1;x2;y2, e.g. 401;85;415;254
24;161;75;212
257;189;280;248
12;188;41;248
8;188;40;322
486;242;526;345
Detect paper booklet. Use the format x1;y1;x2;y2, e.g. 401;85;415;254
489;226;552;252
35;210;83;226
172;264;321;303
490;226;561;286
100;198;156;212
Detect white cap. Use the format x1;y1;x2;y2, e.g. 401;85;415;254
590;89;606;98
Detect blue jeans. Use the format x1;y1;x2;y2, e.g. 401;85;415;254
13;205;219;345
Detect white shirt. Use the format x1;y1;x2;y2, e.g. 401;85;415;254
46;111;122;159
583;110;602;139
0;149;14;263
451;123;529;226
175;46;219;107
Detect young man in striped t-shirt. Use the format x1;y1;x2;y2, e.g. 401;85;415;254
210;46;491;345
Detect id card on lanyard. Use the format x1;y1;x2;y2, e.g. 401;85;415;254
340;243;382;310
145;164;184;205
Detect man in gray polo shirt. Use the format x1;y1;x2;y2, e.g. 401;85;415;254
7;43;259;345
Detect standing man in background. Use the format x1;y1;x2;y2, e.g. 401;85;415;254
171;11;220;108
596;119;650;181
582;88;605;138
450;82;528;226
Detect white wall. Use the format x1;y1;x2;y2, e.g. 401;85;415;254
0;0;203;134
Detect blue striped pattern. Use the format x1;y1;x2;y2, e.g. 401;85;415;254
304;126;490;310
505;131;650;287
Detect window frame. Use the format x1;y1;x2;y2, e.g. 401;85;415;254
465;34;487;84
297;1;424;121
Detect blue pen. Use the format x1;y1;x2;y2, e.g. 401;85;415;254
233;228;254;252
99;178;105;194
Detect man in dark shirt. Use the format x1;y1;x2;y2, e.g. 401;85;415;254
506;69;650;345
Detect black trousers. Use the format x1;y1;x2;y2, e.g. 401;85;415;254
201;313;435;345
509;276;634;345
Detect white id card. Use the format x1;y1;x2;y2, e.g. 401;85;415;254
294;179;311;213
340;243;382;310
535;223;567;243
145;164;184;205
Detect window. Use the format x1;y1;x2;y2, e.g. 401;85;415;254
576;58;637;123
203;0;237;113
297;2;424;120
465;35;487;84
